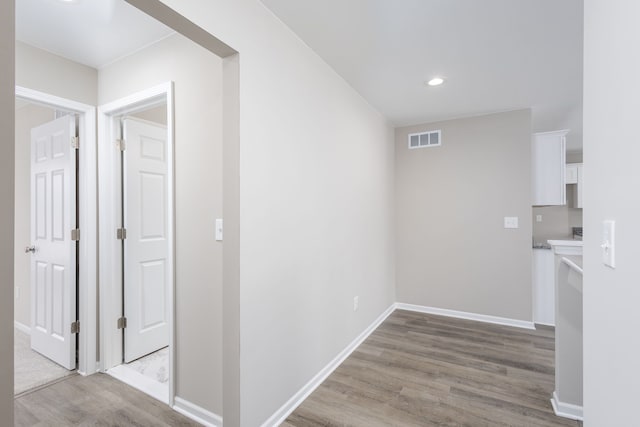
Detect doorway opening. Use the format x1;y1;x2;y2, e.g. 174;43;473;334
13;86;98;395
98;82;175;404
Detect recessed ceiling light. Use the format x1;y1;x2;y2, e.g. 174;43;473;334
426;77;445;87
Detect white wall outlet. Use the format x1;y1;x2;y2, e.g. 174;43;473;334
215;218;223;241
353;296;359;311
602;220;615;268
536;215;543;222
504;216;519;229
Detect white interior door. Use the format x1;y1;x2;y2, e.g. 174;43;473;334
123;117;170;363
29;115;77;370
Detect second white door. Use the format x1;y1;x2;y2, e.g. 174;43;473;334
30;115;77;370
123;117;170;363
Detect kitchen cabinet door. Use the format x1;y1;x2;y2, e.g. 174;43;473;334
532;130;568;206
567;163;583;209
566;164;578;184
576;164;583;208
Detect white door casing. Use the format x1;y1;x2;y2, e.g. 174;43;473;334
30;114;77;370
123;117;170;363
17;86;98;376
98;82;175;404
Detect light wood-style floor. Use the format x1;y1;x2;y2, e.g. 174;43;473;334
14;311;582;426
284;310;582;427
14;373;200;426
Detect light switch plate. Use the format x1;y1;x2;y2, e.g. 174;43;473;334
602;220;615;268
215;218;223;241
536;215;543;223
504;216;519;229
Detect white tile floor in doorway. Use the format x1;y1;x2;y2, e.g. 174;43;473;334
127;347;169;384
107;346;170;403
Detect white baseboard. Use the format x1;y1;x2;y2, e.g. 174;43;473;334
173;396;223;427
534;321;555;328
260;303;396;427
551;391;583;421
261;302;535;425
395;303;535;330
14;321;31;335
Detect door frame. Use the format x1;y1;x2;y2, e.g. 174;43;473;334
15;85;98;376
97;81;175;404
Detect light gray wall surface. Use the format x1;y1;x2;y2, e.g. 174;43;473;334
154;2;396;425
583;1;640;424
16;41;97;106
566;151;583;164
0;0;15;421
395;110;533;321
98;33;224;415
532;205;582;240
14;104;56;328
130;104;168;125
222;53;240;426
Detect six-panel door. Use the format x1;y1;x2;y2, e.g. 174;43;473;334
30;115;77;370
123;117;170;363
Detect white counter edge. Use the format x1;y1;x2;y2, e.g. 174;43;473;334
548;239;583;256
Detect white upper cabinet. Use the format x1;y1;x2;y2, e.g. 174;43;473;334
532;130;568;206
565;163;579;184
566;162;584;208
575;163;583;208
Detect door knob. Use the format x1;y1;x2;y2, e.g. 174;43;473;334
25;246;36;253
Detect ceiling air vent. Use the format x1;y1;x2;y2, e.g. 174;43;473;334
408;130;441;149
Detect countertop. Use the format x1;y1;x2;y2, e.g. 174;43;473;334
532;235;580;250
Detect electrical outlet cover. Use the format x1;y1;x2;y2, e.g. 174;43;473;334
504;216;519;229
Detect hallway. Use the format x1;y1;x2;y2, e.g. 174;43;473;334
14;374;199;426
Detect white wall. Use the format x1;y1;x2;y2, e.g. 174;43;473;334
14;104;56;328
0;0;14;421
144;2;396;425
583;1;640;425
395;110;533;321
16;41;97;106
98;33;224;415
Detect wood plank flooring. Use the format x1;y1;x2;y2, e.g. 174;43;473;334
14;373;200;426
284;310;582;427
14;311;582;426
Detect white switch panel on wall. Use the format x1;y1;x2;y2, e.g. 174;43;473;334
504;217;519;229
215;218;223;241
602;220;615;268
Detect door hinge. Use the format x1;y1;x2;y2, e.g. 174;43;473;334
71;136;79;150
71;321;80;334
116;228;127;240
115;139;126;151
117;317;127;329
71;229;80;241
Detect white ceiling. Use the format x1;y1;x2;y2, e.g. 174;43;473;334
16;0;174;69
15;1;584;149
261;0;584;150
